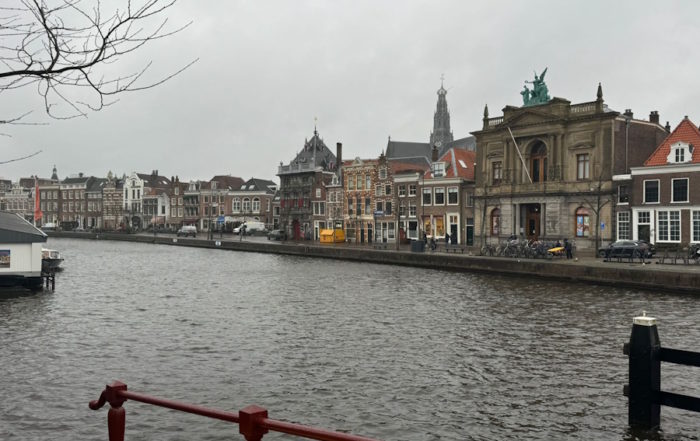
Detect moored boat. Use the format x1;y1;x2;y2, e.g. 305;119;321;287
41;248;64;272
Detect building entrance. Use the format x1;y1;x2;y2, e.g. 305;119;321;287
525;204;541;240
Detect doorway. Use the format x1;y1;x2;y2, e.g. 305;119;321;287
525;204;541;240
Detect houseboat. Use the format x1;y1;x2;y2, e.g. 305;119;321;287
0;211;47;290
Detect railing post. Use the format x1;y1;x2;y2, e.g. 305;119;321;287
239;405;268;441
105;381;128;441
624;313;660;430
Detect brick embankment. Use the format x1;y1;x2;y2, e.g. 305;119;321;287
48;232;700;294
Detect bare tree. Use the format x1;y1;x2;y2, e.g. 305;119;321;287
0;0;196;123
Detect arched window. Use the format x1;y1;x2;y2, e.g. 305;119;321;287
530;141;548;183
252;197;260;212
242;197;251;212
232;198;241;212
575;207;590;237
491;208;501;236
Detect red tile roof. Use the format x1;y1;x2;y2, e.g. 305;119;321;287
389;161;429;174
424;148;476;180
644;117;700;166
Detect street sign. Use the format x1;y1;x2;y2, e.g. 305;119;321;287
374;211;384;216
601;222;605;230
217;216;225;224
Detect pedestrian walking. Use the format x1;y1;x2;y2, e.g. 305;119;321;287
564;238;573;259
445;231;450;245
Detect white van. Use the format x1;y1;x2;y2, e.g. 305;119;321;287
233;221;266;234
177;225;197;237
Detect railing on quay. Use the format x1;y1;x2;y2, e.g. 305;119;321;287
623;313;700;432
89;381;380;441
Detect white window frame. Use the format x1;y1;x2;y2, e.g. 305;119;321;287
693;210;700;243
408;184;417;196
432;162;445;178
422;187;432;206
671;178;689;203
657;210;681;243
617;211;631;240
643;179;660;204
434;187;445;205
398;185;406;197
379;168;387;179
375;184;382;196
447;187;458;205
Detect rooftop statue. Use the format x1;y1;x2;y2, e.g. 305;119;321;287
521;68;551;107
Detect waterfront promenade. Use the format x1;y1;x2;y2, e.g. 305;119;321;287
47;231;700;294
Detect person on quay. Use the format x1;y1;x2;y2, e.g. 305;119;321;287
564;238;573;259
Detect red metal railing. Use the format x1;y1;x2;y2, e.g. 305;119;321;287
89;381;380;441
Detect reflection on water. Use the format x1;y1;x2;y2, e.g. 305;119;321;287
0;238;698;440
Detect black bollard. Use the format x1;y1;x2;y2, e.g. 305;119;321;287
624;312;661;430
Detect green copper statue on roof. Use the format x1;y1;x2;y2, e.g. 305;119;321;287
521;67;550;107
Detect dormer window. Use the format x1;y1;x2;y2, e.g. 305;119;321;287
668;141;692;164
433;162;445;178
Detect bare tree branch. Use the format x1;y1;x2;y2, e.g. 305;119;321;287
0;0;197;122
0;150;42;164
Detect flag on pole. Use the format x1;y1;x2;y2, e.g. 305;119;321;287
34;177;43;221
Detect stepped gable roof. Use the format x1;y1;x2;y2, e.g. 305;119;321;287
0;211;47;243
210;175;245;190
644;117;700;166
287;128;337;171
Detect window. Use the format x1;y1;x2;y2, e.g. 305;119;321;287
356;197;362;215
379;168;387;179
466;192;474;207
492;161;502;185
433;162;445;178
366;175;371;189
375;184;382;196
233;198;241;212
618;185;629;204
490;208;500;235
175;187;179;195
399;205;406;216
672;178;688;203
658;210;680;242
422;188;432;205
409;202;416;217
252;198;261;212
357;175;363;190
618;212;631;240
385;184;391;196
399;185;406;197
434;187;445;205
348;176;354;191
676;148;685;163
643;180;659;203
365;198;371;215
313;202;325;215
348;198;354;215
242;198;251;212
376;201;383;213
204;196;209;204
315;188;321;198
409;184;417;196
448;187;458;205
693;211;700;242
576;154;590;180
530;142;548;182
669;141;691;164
386;201;392;215
575;207;590;237
388;222;395;239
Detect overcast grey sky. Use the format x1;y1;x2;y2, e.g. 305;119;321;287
3;0;699;183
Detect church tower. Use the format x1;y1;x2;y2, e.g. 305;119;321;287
429;79;454;148
50;164;59;182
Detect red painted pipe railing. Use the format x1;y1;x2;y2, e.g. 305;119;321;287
89;381;380;441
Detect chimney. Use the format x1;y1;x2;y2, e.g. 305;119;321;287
665;121;671;132
336;142;342;169
78;172;83;178
649;111;659;124
623;109;634;119
432;144;439;162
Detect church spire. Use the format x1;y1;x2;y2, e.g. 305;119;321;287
429;75;453;148
51;164;58;182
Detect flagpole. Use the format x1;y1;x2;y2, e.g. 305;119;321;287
507;126;533;184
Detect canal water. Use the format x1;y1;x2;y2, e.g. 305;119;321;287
1;238;698;440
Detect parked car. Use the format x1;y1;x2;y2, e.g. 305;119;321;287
177;225;197;237
598;240;655;259
267;229;286;241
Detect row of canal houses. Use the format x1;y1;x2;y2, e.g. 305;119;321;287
3;75;700;250
275;78;700;251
